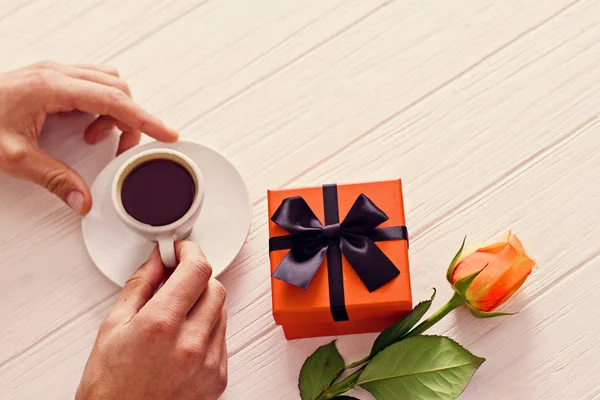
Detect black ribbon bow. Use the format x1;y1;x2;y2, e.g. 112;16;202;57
269;184;408;321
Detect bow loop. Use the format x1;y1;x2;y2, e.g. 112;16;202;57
271;246;327;290
271;196;324;234
270;193;403;292
341;194;389;233
269;186;408;322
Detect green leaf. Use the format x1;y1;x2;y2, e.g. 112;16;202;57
452;268;484;296
370;289;436;357
466;303;514;319
446;236;467;283
357;336;485;400
299;341;345;400
331;397;360;400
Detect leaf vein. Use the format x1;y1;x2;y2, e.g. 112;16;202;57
359;361;475;385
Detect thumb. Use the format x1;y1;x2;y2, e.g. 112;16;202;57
16;143;92;215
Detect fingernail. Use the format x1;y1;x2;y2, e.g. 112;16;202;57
66;191;85;214
157;117;178;140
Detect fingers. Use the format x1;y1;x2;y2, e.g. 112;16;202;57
148;241;213;316
219;341;228;395
85;115;143;154
59;65;119;124
117;125;142;154
31;62;123;89
84;115;117;144
68;64;141;151
185;280;227;340
221;338;228;377
32;62;149;151
209;309;228;353
205;309;228;396
60;65;131;97
70;63;120;77
198;308;227;375
220;329;228;390
30;61;120;78
108;247;165;326
31;63;178;143
31;61;129;97
50;76;178;142
1;137;92;214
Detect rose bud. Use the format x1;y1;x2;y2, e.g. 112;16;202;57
451;231;536;312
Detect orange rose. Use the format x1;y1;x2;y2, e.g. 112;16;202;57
303;233;535;399
451;232;536;312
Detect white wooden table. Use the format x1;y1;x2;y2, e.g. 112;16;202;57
1;1;599;399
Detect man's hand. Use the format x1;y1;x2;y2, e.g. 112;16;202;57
0;61;178;215
76;242;228;400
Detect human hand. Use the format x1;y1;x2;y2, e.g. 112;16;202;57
76;241;228;400
0;61;178;215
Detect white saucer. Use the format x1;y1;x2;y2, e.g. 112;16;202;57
82;140;252;287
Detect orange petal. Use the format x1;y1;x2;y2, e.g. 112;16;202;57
462;244;520;299
493;275;528;309
452;242;509;283
508;231;526;255
467;251;535;311
452;252;493;283
456;241;487;263
476;239;508;254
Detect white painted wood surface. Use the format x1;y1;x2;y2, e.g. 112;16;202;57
1;0;599;398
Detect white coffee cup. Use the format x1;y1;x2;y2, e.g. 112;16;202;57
112;148;205;267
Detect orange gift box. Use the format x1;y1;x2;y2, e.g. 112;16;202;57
268;179;412;340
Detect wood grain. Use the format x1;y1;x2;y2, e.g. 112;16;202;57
1;0;599;399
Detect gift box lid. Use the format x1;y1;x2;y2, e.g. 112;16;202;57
268;179;412;326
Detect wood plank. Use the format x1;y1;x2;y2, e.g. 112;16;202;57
460;245;600;399
0;0;208;69
0;1;35;25
175;0;583;201
1;0;597;398
223;0;600;358
108;0;385;115
0;296;117;399
0;0;382;364
225;112;600;399
217;1;600;396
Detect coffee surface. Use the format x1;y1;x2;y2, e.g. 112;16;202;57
121;159;196;226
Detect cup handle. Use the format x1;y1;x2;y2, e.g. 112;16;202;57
158;235;177;268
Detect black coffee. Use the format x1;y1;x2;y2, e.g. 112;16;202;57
121;159;196;226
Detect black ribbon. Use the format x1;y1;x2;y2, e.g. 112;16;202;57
269;184;408;322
